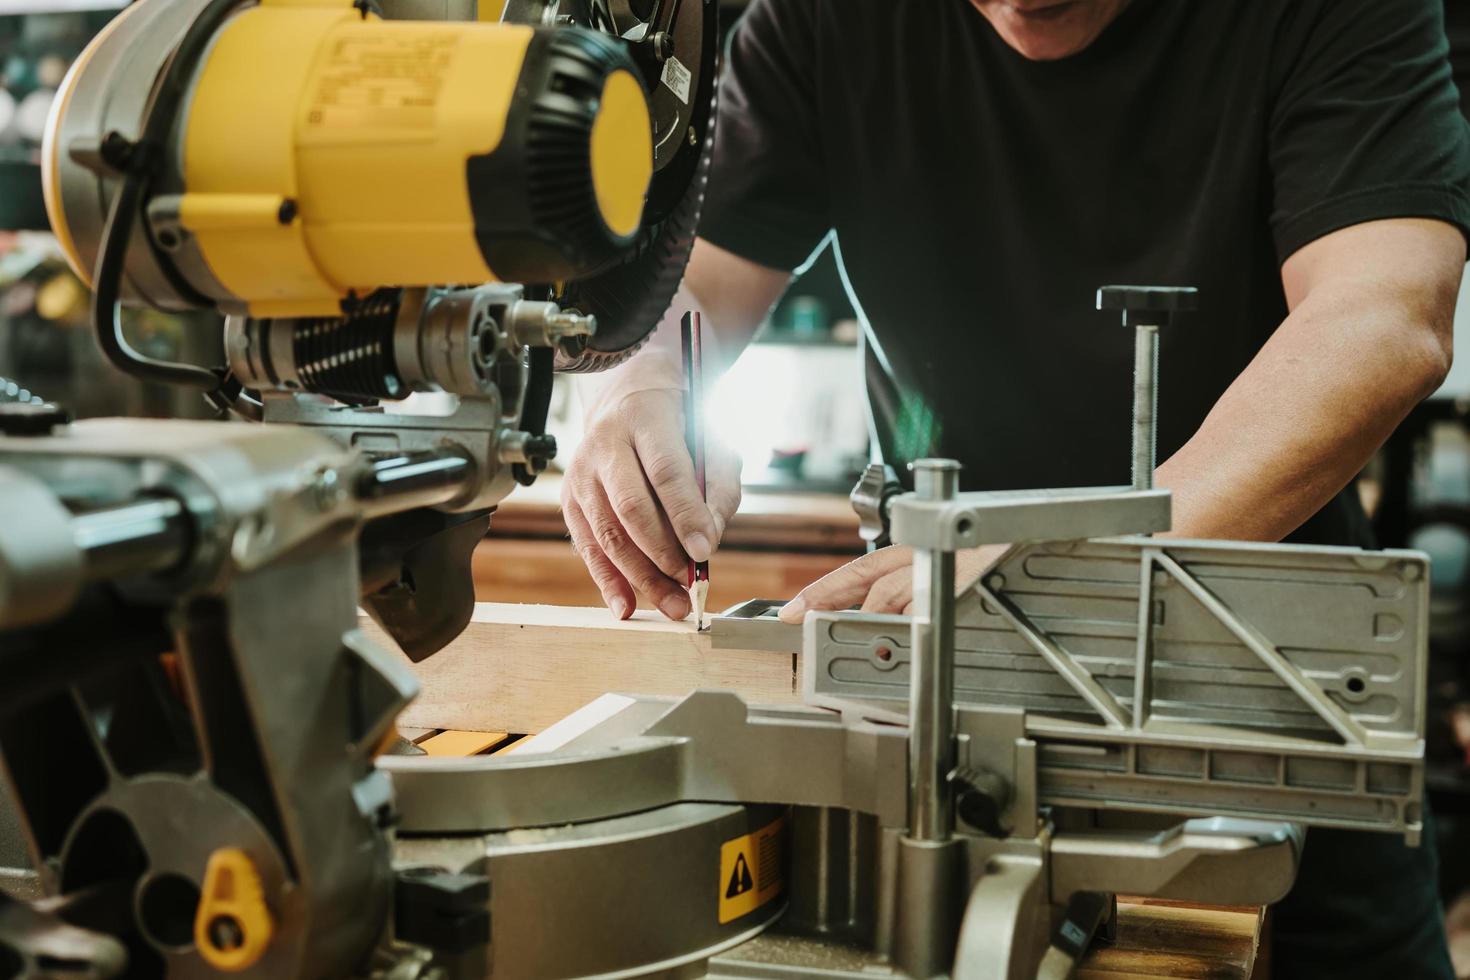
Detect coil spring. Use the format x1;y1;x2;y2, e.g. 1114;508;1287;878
292;290;403;401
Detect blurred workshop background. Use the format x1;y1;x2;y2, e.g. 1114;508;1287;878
4;1;1470;971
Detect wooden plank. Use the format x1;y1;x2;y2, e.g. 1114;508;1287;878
417;730;510;757
1077;900;1262;979
365;603;799;734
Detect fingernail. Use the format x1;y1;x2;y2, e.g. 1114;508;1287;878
778;598;806;624
609;596;631;620
660;594;691;620
685;533;711;563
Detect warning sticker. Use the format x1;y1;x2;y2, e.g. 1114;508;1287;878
660;55;691;105
305;34;458;131
717;812;786;924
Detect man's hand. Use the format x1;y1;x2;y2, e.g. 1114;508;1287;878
778;543;1009;623
563;239;790;620
562;389;742;620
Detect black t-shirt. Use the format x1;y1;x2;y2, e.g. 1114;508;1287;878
699;0;1470;546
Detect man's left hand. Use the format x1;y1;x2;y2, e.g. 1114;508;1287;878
777;544;1009;623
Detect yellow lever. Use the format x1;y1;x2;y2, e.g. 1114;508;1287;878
195;848;273;971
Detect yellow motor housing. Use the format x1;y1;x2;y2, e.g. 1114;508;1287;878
43;0;654;318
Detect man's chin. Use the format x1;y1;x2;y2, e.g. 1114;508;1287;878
974;1;1120;61
1002;32;1096;61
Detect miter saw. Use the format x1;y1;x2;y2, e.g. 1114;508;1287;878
32;0;715;657
0;2;1433;973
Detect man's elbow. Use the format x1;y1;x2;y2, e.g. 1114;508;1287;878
1403;275;1458;400
1406;314;1453;400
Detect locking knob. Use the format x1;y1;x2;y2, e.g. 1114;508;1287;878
195;848;273;972
1095;285;1198;327
949;764;1013;838
850;463;904;549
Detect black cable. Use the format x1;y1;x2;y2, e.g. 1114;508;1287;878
90;0;245;392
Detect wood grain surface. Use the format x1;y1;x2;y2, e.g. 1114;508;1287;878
369;602;799;733
1078;899;1264;979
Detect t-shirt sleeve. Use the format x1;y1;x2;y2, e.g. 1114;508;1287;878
1268;0;1470;262
697;0;830;270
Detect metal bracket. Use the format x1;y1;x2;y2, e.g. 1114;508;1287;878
804;536;1428;840
889;486;1170;551
708;599;802;653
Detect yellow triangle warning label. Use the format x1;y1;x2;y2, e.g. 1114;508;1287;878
717;813;787;924
725;853;753;899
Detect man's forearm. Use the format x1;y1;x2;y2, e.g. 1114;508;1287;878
575;238;790;422
575;282;722;423
1157;272;1454;542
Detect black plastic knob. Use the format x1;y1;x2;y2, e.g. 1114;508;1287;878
523;434;557;472
0;402;71;437
1096;285;1198;326
949;764;1013;838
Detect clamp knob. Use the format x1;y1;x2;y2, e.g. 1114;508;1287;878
1095;285;1198;327
850;463;904;549
949;764;1013;838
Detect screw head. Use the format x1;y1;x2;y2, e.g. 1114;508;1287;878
311;467;344;511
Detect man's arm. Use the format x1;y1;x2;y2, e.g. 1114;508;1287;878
1159;217;1458;540
561;238;791;620
780;217;1463;622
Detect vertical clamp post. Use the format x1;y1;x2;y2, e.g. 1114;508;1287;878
892;458;969;980
1095;286;1197;491
908;458;962;842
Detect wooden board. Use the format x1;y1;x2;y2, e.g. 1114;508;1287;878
416;730;509;756
365;603;799;733
1078;898;1263;979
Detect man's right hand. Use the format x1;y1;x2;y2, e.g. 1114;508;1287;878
561;388;742;620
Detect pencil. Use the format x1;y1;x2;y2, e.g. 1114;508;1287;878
681;311;709;630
